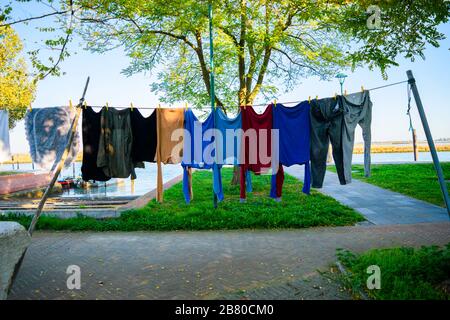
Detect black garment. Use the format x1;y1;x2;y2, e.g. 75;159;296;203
97;107;144;179
81;107;110;182
309;97;346;188
130;110;157;163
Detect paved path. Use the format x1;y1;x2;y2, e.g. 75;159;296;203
284;165;449;225
9;222;450;300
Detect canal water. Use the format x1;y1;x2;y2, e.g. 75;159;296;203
1;152;449;198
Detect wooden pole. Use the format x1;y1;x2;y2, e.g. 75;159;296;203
28;76;90;236
8;77;90;297
407;70;450;217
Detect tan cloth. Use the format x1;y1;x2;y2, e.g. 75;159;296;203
155;108;184;202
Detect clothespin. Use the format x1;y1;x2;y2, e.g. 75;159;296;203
316;95;319;100
69;100;73;110
344;90;347;96
273;99;277;108
184;102;188;111
308;96;311;104
361;85;365;93
28;104;32;112
334;93;337;100
83;101;87;109
158;103;161;109
106;102;109;111
243;105;246;110
130;102;134;112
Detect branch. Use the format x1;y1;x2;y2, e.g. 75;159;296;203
238;0;247;104
247;2;272;103
193;30;223;107
219;26;239;46
272;47;321;75
147;30;196;51
39;1;75;79
0;10;70;27
247;46;271;103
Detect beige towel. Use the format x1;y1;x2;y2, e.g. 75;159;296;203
155;108;184;202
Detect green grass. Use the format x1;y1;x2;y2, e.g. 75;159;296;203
328;162;450;207
0;171;22;176
336;244;450;300
0;168;364;231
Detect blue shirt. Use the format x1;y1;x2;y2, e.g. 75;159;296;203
182;109;223;203
270;102;311;197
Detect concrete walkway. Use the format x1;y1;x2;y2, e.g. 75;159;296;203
8;222;450;300
284;165;449;225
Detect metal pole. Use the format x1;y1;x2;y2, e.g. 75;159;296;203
407;70;450;217
28;76;90;235
208;2;218;209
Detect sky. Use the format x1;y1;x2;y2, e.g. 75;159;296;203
5;2;450;153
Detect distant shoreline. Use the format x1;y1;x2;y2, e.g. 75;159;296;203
1;144;450;165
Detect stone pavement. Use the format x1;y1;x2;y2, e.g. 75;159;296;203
8;222;450;300
284;165;449;225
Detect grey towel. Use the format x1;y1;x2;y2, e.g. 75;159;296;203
0;110;10;163
25;107;80;171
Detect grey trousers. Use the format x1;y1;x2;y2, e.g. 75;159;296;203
342;91;373;183
310;97;346;188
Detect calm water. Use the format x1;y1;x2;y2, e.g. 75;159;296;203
1;151;449;198
0;162;182;199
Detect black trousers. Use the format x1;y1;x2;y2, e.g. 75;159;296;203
309;97;346;188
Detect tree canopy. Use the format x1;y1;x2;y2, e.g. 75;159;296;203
0;26;35;128
1;0;448;112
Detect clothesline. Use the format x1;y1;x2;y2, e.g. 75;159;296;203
79;79;411;110
0;79;410;111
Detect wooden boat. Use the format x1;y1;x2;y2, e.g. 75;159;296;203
57;177;75;189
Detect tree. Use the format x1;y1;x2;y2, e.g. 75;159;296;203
1;0;448;113
0;26;36;128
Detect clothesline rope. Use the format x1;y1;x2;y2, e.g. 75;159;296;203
0;79;410;111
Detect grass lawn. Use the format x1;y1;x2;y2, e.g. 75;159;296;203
328;162;450;207
1;168;364;231
0;171;22;176
336;244;450;300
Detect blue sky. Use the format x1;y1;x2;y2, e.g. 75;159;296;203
6;3;450;153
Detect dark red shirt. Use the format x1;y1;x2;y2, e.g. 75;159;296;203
240;105;281;199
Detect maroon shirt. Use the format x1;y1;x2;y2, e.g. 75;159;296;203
240;105;282;199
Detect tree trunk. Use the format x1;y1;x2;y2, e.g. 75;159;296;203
231;165;240;185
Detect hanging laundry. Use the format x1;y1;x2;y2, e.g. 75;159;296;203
182;109;222;203
309;97;346;188
25;107;80;171
213;108;252;201
130;109;157;163
240;105;277;200
81;107;110;182
270;102;311;199
214;108;242;165
97;107;144;179
0;110;11;163
341;90;373;182
155;108;184;202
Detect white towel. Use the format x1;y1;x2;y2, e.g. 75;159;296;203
0;110;11;163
